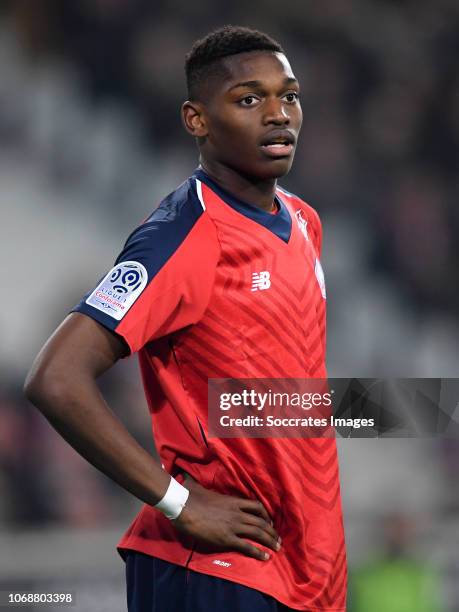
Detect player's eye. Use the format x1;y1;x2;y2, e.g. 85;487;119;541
239;95;259;107
283;92;300;103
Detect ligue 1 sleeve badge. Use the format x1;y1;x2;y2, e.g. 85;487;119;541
86;261;148;320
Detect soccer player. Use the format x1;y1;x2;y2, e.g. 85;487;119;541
25;26;346;611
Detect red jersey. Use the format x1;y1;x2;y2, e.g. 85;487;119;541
74;168;347;611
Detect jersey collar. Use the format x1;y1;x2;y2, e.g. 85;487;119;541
193;168;292;244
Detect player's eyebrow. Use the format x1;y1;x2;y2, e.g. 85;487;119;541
229;77;299;91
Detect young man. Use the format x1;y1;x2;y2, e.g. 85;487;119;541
25;26;347;611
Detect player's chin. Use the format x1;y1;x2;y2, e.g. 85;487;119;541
237;152;295;180
257;156;295;179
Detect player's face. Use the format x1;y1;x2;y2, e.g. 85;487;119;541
198;52;302;180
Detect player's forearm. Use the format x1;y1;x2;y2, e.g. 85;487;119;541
24;372;171;507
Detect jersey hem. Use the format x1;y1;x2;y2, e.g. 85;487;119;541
117;540;346;612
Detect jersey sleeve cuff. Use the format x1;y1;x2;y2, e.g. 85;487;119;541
70;302;134;356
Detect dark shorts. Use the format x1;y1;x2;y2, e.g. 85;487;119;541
125;551;296;612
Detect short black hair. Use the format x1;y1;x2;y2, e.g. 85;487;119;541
185;25;283;100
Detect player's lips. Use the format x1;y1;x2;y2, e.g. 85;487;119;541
259;129;296;158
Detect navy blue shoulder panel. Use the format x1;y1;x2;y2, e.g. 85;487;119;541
116;178;204;269
71;177;205;331
193;168;292;244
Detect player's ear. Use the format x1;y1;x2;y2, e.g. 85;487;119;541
182;101;208;138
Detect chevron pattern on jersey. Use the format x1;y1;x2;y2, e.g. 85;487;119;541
115;175;347;611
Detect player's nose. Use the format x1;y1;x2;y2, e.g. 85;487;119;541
262;98;290;126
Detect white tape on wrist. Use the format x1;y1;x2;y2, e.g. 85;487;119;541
154;476;190;520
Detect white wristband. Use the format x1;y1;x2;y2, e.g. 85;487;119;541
154;476;189;520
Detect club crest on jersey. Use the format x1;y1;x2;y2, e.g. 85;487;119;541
295;210;309;241
251;271;271;291
86;261;148;320
315;258;326;299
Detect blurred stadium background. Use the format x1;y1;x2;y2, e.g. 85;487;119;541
1;0;459;610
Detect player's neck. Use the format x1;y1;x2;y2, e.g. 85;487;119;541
199;159;277;213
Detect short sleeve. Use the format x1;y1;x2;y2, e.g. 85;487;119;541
72;179;220;354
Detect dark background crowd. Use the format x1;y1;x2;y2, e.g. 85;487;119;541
1;1;458;610
7;0;459;315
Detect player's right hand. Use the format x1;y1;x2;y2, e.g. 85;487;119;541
172;473;281;561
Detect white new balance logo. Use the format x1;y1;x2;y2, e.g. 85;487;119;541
251;271;271;291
